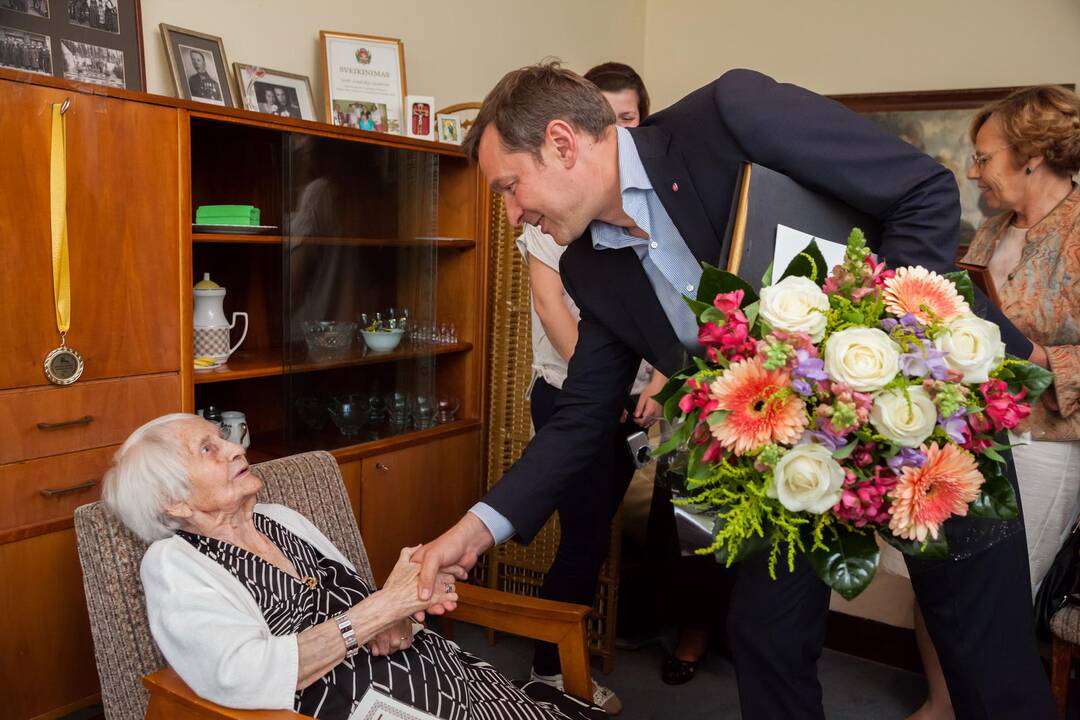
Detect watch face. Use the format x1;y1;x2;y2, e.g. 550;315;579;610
44;346;85;385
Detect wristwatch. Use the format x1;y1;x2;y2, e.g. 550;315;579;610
336;614;359;659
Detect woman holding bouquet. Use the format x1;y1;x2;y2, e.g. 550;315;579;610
896;84;1080;720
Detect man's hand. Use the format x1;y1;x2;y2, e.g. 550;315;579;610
1029;342;1050;369
413;513;494;604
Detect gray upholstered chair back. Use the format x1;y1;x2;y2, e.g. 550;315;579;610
73;450;372;720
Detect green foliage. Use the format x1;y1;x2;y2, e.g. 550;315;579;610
943;270;975;306
779;240;829;286
879;528;949;561
968;458;1019;520
808;525;880;600
695;262;758;306
992;358;1055;403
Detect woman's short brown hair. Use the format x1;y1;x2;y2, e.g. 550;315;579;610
462;60;614;161
584;62;650;121
970;85;1080;176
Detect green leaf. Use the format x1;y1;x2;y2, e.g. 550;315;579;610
654;419;694;457
982;446;1006;464
779;240;830;286
879;528;948;561
944;270;975;307
968;460;1019;520
995;360;1055;402
832;441;858;460
743;300;760;329
683;296;713;324
685;443;713;487
653;369;695;406
761;262;774;289
696;262;758;306
700;306;727;325
662;391;687;423
808;526;879;601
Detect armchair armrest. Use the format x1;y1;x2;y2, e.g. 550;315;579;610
451;583;592;702
144;668;313;720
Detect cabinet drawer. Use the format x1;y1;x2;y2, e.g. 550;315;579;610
0;373;181;464
0;445;112;536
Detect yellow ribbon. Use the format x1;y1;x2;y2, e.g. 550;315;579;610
50;103;70;337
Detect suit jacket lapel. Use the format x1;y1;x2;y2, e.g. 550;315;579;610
628;126;723;266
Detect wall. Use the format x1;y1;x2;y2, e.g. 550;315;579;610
140;0;644;112
643;0;1080;109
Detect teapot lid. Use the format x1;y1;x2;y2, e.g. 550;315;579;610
194;272;222;290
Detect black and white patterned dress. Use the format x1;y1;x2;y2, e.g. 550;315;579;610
178;514;603;720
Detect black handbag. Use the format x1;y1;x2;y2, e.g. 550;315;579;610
1034;516;1080;641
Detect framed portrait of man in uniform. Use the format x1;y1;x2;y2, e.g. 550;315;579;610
160;23;234;107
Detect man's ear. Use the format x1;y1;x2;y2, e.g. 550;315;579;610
546;119;578;168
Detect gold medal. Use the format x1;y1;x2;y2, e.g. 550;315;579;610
44;101;84;386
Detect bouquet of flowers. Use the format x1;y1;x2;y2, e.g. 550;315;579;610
655;229;1054;599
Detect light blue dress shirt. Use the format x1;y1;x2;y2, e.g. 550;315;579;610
471;127;704;544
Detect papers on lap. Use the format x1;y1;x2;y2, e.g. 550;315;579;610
773;224;847;278
351;688;440;720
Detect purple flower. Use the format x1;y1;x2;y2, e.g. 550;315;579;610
802;418;846;451
880;318;899;333
899;344;949;380
938;410;968;444
887;447;927;472
899;313;927;338
794;349;829;381
792;378;813;396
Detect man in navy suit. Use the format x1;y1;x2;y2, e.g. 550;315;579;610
416;63;1053;718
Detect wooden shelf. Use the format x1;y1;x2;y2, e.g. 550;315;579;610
194;341;473;384
192;233;475;248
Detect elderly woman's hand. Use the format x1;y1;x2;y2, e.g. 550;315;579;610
378;546;459;621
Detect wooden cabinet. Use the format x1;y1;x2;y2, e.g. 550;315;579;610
358;429;482;583
0;82;183;391
0;75;185;718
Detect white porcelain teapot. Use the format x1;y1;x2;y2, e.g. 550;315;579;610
193;273;248;363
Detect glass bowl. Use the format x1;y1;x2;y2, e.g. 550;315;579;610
327;394;368;436
303;321;357;356
361;327;404;352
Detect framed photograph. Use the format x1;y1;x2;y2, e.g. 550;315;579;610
832;85;1074;251
436;113;460;145
235;63;316;121
321;30;406;133
0;0;144;90
160;23;233;106
405;94;434;141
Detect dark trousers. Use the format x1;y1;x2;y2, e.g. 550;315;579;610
727;528;1054;719
530;377;637;675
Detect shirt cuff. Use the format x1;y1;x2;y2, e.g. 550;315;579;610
469;503;515;545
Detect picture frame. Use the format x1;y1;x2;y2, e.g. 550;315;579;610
321;30;406;133
160;23;234;107
831;85;1074;252
234;62;316;121
405;94;434;141
435;113;461;145
0;0;145;90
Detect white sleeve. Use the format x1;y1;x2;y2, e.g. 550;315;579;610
522;224;565;272
141;540;299;710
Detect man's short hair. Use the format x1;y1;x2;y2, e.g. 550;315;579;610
462;60;615;161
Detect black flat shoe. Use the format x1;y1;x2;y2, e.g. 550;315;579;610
661;654;702;685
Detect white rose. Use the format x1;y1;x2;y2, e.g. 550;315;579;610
768;444;845;514
870;386;938;448
823;327;901;392
759;276;830;342
935;315;1005;383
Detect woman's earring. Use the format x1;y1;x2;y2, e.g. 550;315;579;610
1025;166;1034;175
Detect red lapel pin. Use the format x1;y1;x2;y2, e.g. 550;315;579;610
671;181;680;192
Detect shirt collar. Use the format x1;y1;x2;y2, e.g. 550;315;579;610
591;127;652;250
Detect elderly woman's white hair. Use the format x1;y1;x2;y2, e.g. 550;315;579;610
103;413;203;543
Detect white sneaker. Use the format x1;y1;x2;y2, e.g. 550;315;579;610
529;668;623;715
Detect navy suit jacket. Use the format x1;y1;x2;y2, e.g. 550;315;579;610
482;69;1025;544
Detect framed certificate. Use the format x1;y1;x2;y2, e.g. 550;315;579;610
320;30;406;134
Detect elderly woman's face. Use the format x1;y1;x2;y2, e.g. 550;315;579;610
967;115;1027;211
168;418;260;521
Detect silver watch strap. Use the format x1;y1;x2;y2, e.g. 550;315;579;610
336;614;359;658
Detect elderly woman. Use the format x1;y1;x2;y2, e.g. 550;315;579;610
895;85;1080;720
104;413;603;720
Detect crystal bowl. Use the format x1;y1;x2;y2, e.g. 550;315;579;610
361;328;404;352
303;321;357;356
327;394;368;436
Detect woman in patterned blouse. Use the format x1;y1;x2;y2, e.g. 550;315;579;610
905;85;1080;720
103;413;604;720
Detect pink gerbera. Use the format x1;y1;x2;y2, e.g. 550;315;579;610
888;443;984;542
708;358;807;455
882;267;970;324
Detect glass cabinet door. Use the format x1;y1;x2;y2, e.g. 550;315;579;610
281;133;446;452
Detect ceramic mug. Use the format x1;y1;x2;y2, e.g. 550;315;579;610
221;411;250;449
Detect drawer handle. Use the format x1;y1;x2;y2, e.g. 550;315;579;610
37;415;94;430
375;462;390;472
39;480;97;497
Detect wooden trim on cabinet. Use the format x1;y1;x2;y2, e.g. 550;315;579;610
330;419;481;464
27;692;101;720
179;109;194;412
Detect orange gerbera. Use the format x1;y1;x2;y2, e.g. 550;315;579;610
888;443;984;542
708;358;807;456
882;267;970;324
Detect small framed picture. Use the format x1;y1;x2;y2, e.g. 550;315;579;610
0;24;51;75
405;94;434;141
436;113;461;145
234;63;316;121
160;23;233;106
321;31;406;133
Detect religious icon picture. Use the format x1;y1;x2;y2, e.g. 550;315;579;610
405;94;435;141
436;113;461;145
